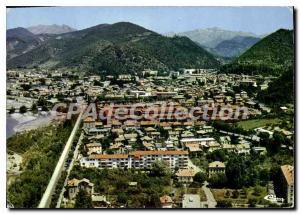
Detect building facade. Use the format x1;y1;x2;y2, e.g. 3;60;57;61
80;150;188;169
280;165;294;206
208;161;225;178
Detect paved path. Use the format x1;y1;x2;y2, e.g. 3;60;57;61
56;132;84;208
38;111;83;208
202;181;217;208
187;158;202;173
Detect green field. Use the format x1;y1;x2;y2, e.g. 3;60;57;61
236;118;281;130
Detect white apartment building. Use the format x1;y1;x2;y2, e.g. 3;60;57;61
80;150;188;169
181;137;216;147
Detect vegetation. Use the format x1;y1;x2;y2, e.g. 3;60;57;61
236;118;281;130
8;22;220;74
74;190;93;208
221;29;294;76
68;162;172;208
257;67;294;106
7;118;77;208
212;121;254;135
214;36;260;58
19;105;27;114
193;172;207;186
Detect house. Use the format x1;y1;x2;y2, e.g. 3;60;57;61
176;169;196;183
164;140;175;150
235;143;251;155
109;143;124;153
143;142;155;150
160;195;173;208
86;143;102;155
180;138;216;146
255;127;273;138
67;178;94;199
219;136;231;144
280;106;288;112
207;141;221;152
208;161;225;178
185;143;202;153
182;194;201;208
83;117;96;129
278;165;294;206
252;146;267;155
221;144;236;152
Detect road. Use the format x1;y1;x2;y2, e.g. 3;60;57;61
56;131;84;208
38;111;83;208
202;181;217;208
187;158;202;173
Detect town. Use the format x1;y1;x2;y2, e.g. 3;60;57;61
7;67;294;208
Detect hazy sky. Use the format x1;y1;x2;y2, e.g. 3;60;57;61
7;6;293;35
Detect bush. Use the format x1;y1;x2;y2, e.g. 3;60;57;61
193;172;207;186
224;190;230;198
216;200;232;208
232;190;239;198
9;107;15;114
208;173;227;188
19;105;27;114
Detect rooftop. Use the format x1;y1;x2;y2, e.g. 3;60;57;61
281;165;294;186
209;161;225;168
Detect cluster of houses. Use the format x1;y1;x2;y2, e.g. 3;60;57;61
7;68;294;208
7;69;284;118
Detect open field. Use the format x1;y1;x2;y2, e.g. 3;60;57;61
236;118;281;130
211;186;269;208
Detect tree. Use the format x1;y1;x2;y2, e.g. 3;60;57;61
208;173;227;188
193;172;207;186
42;105;49;111
150;161;171;177
248;198;257;207
9;107;15;114
19;105;27;114
216;200;232;208
21;83;32;91
74;190;93;208
226;155;247;188
224;190;231;198
252;185;263;196
232;190;239;198
31;103;38;114
207;149;227;162
117;192;128;204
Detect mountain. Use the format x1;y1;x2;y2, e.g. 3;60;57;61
168;27;258;48
7;22;220;73
257;66;294;105
6;27;52;60
220;29;294;75
27;24;76;35
213;36;260;58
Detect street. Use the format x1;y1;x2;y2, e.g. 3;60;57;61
202;181;217;208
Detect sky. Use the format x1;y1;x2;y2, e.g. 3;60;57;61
6;6;294;35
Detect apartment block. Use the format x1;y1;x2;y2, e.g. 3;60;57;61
80;150;189;169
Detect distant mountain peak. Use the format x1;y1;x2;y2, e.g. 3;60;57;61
174;27;258;48
27;24;76;35
221;29;294;75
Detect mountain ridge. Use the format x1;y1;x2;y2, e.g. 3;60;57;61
7;22;220;74
220;29;294;75
27;24;76;35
